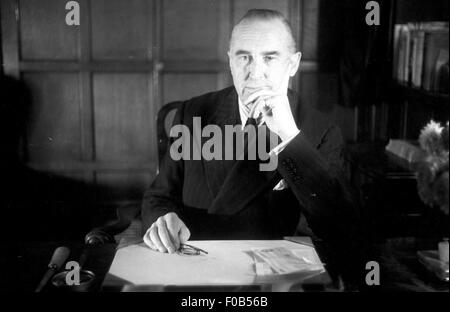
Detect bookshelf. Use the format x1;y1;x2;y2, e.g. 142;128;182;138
384;0;449;140
388;81;449;139
346;0;449;239
392;82;449;105
382;0;449;141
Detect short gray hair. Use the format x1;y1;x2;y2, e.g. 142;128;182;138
230;9;297;53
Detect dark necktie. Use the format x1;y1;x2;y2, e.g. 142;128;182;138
245;117;258;127
243;117;260;161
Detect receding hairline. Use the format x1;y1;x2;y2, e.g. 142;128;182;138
229;9;297;53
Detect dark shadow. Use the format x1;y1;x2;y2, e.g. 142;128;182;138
0;74;110;242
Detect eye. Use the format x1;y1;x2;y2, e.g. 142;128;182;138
264;55;276;63
238;55;250;63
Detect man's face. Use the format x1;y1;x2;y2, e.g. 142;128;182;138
228;20;301;103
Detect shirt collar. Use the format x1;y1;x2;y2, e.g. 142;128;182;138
238;97;248;129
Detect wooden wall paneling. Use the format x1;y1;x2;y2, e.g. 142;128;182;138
217;0;232;90
152;0;163;110
162;0;222;61
93;73;156;163
299;71;341;142
27;161;155;172
19;0;79;60
231;0;290;23
23;73;82;163
19;61;159;72
3;0;356;202
289;0;303;93
162;60;227;72
95;170;156;201
162;73;218;104
79;0;94;185
301;0;318;61
91;0;152;60
301;0;342;66
217;0;232;62
1;0;20;77
301;72;339;112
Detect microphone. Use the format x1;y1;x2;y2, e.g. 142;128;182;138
35;246;70;292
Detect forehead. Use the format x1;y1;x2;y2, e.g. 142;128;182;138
230;20;291;53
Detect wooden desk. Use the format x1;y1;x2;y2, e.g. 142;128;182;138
1;239;447;292
103;239;336;292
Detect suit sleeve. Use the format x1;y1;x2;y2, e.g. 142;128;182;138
141;103;185;234
277;125;361;242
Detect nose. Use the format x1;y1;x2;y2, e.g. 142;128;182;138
247;58;265;80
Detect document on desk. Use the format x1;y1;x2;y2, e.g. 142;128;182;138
107;239;325;286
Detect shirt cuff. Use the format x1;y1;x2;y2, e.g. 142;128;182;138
269;129;301;156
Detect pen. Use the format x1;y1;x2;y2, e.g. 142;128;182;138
181;243;208;255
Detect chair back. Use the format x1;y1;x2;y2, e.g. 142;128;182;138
156;101;182;167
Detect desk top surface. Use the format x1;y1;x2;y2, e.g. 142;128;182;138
105;239;331;291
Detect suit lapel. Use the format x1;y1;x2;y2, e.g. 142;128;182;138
208;144;280;215
201;88;240;198
203;88;302;215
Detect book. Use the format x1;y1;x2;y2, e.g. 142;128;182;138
385;139;427;164
423;31;449;91
412;30;425;88
393;24;402;81
393;22;449;93
434;51;449;93
404;24;413;83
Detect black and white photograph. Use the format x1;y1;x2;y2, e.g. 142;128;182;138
0;0;448;302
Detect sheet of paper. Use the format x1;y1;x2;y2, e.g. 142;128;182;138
107;239;325;286
250;247;323;275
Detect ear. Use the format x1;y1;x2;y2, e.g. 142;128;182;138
288;52;302;77
227;51;232;64
227;51;233;72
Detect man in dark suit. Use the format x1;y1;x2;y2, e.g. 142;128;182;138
141;9;363;270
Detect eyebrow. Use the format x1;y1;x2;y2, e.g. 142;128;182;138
234;50;281;56
234;50;251;56
262;51;280;56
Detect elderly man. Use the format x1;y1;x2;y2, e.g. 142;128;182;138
141;9;362;263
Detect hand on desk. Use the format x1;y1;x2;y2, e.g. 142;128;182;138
143;213;191;253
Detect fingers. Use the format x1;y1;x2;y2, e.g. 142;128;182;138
142;213;190;254
178;222;191;244
248;98;264;119
260;98;274;117
157;218;176;253
244;89;278;106
249;98;274;120
143;228;156;250
149;224;167;253
165;214;181;250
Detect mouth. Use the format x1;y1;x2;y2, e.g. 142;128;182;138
243;85;270;91
242;86;270;96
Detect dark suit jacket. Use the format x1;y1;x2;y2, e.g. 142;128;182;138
141;86;361;242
